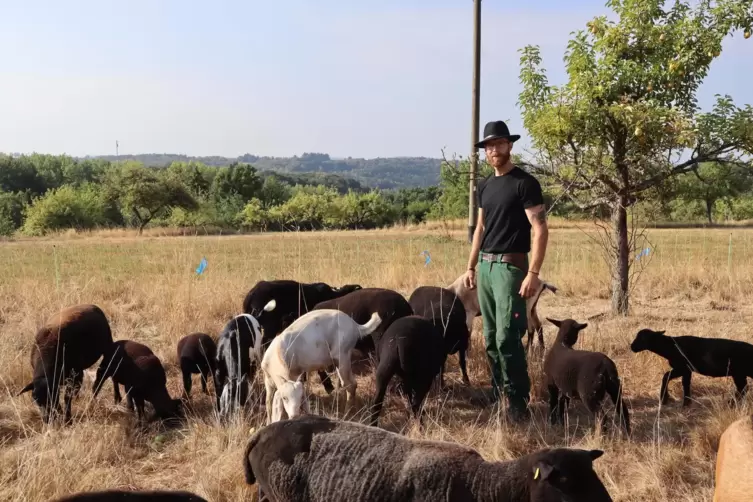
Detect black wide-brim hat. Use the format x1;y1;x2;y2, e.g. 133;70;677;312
474;120;521;148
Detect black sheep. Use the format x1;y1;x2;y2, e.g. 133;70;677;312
241;279;362;345
214;314;264;418
244;414;613;502
176;332;217;399
408;285;471;387
18;304;120;424
311;287;414;393
49;490;208;501
543;318;630;435
630;328;753;406
92;340;182;422
368;315;448;427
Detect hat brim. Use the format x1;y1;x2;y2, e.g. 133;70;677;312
475;134;521;148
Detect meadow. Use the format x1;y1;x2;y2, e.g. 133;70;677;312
2;220;753;501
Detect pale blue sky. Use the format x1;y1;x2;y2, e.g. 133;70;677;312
0;0;750;159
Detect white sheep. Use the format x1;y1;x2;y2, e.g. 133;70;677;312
260;308;382;424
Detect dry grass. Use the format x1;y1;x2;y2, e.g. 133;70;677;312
2;223;753;501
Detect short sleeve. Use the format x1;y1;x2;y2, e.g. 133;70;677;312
475;178;485;209
519;175;544;209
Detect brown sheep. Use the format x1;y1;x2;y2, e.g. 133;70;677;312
713;414;753;502
93;340;182;422
18;304;119;424
176;332;217;399
49;489;208;501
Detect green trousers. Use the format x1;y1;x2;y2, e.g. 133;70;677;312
477;256;531;410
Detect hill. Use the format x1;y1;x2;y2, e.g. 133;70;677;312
89;152;442;189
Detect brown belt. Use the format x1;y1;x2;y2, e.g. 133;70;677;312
479;252;528;272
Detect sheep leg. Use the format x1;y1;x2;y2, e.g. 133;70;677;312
369;359;398;426
213;365;227;414
547;385;560;425
182;369;193;399
558;395;569;425
410;379;432;429
659;369;681;404
264;378;275;425
63;370;84;424
133;395;146;422
112;379;122;404
681;372;692;407
439;362;446;390
335;359;357;415
606;380;631;436
731;373;748;405
200;369;210;395
318;369;335;395
458;350;470;386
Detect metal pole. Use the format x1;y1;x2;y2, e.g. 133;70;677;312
468;0;481;244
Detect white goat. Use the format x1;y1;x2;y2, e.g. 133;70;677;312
261;308;382;424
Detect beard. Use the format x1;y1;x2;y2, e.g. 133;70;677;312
490;152;510;168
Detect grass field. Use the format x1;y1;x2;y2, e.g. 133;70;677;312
2;221;753;501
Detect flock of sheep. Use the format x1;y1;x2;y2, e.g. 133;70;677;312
17;272;753;501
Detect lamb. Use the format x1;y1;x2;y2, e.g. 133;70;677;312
242;279;362;344
18;304;120;424
176;332;217;399
446;272;558;352
243;414;613;502
408;285;471;387
260;309;382;424
543;318;631;435
713;414;753;502
368;315;448;427
213;313;264;419
630;328;753;406
92;340;182;422
310;287;414;393
50;490;208;501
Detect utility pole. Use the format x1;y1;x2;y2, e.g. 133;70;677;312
468;0;482;244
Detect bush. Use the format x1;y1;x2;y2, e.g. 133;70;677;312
21;184;115;236
0;191;26;236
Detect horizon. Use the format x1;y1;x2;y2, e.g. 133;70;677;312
1;0;751;160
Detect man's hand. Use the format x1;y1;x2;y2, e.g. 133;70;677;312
463;268;476;290
519;271;541;298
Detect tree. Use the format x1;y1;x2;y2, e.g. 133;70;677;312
675;161;753;223
210;162;262;202
518;0;753;315
109;163;198;234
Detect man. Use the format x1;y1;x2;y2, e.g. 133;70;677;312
463;120;549;422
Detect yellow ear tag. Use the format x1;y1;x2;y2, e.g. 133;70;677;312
534;468;540;480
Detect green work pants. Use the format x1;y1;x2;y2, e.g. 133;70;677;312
477;256;531;410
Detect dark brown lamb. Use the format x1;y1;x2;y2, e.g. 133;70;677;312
18;304;120;424
543;318;630;435
49;489;208;501
92;340;182;422
243;414;613;502
176;332;217;399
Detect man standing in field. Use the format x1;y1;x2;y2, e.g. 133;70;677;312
463;120;549;422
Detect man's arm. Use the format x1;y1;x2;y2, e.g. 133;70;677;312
524;204;549;275
466;208;485;271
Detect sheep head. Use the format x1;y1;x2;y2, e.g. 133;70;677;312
18;377;57;423
529;448;612;501
629;328;666;353
274;375;307;421
546;318;588;347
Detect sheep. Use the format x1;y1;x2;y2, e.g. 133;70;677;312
176;332;217;399
92;340;182;422
243;414;613;502
50;490;208;501
543;318;631;435
368;315;448;427
213;313;264;419
713;414;753;502
446;272;558;352
630;328;753;407
408;285;471;387
18;304;120;424
260;309;382;424
242;279;363;345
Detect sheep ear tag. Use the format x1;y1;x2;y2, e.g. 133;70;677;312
534;468;540;480
533;463;553;481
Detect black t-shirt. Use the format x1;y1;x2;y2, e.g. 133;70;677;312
476;166;544;254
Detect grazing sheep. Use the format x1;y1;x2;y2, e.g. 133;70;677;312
261;309;382;424
543;318;630;435
242;279;362;344
243;414;614;502
18;304;119;424
446;272;558;351
630;328;753;406
176;332;217;399
368;315;448;427
408;286;471;387
92;340;182;422
50;490;208;501
214;314;264;419
713;414;753;502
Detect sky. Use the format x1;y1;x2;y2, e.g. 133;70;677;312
0;0;750;160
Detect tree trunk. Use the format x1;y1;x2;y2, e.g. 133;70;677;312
611;200;630;316
705;199;714;224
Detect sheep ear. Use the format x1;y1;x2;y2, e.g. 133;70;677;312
575;322;588;331
588;449;604;461
263;299;276;312
296;373;305;383
656;330;666;335
533;462;554;481
18;382;33;396
546;317;561;328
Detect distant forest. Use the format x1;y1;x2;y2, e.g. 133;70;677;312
91;152;441;189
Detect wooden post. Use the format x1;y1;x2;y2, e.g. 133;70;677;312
468;0;482;243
